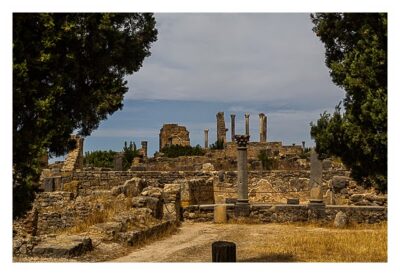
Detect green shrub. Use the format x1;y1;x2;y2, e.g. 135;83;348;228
122;141;139;170
161;144;205;158
210;139;225;150
258;149;275;170
84;150;117;168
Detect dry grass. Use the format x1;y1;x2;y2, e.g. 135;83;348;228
58;195;132;235
239;222;387;262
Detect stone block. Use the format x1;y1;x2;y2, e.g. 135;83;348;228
310;186;323;199
214;204;227;223
32;236;92;258
332;176;350;192
333;211;348;228
286;198;300;205
234;202;250;217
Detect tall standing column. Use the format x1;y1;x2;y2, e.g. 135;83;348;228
234;135;250;217
230;114;236;142
204;129;209;149
244;113;250;137
259;113;267;142
141;141;148;159
216;112;227;143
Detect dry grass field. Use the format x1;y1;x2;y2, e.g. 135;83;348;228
114;222;387;262
239;222;387;262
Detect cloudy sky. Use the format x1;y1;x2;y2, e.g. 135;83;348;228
67;13;345;159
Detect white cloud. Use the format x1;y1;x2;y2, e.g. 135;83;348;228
126;13;343;105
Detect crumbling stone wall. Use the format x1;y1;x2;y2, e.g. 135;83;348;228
182;203;387;224
62;135;84;172
159;124;190;150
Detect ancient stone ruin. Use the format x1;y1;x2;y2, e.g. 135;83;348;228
159;124;190;150
13;111;387;260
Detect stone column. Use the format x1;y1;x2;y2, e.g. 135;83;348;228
234;135;250;217
230;114;236;142
259;113;267;142
216;112;226;143
244;113;250;137
141;141;148;159
204;129;209;149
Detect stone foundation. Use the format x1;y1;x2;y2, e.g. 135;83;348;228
182;203;387;224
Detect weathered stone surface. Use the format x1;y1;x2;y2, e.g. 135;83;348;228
214;204;227;223
322;159;332;170
202;163;215;172
141;186;163;198
333;211;348;228
159;124;190;150
62;135;84;172
286;198;299;205
310;150;323;186
32;235;92;258
324;190;335;205
123;177;147;197
331;176;350;192
132;196;163;219
111;185;124;196
310;186;323;199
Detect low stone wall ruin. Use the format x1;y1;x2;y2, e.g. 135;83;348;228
182;203;387;224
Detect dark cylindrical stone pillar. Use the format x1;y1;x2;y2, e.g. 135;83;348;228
212;241;236;262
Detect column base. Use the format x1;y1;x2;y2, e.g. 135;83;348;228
234;200;250;217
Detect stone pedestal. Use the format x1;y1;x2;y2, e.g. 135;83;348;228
307;199;326;220
214;204;227;223
234;135;250;217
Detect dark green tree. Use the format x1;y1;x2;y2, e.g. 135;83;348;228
84;150;117;168
122;141;139;170
310;13;387;191
13;13;157;217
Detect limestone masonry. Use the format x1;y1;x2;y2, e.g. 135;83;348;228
13;111;387;259
159;124;190;150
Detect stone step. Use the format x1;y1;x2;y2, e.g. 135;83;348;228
32;235;92;258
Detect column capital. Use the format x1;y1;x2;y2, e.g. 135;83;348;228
234;135;250;147
204;128;209;132
244;113;250;118
230;113;236;118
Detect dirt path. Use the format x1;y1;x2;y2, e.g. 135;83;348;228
113;222;308;262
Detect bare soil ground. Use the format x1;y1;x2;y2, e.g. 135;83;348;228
113;221;387;262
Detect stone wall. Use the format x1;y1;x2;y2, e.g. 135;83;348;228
62;135;84;172
182;203;387;224
41;169;384;209
159;124;190;150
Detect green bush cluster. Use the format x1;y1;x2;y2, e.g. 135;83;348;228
84;150;117;168
160;144;205;158
257;149;276;170
210;139;225;150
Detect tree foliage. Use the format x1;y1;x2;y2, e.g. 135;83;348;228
84;150;117;168
160;144;205;158
122;141;139;170
310;13;387;191
13;13;157;217
257;150;276;170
